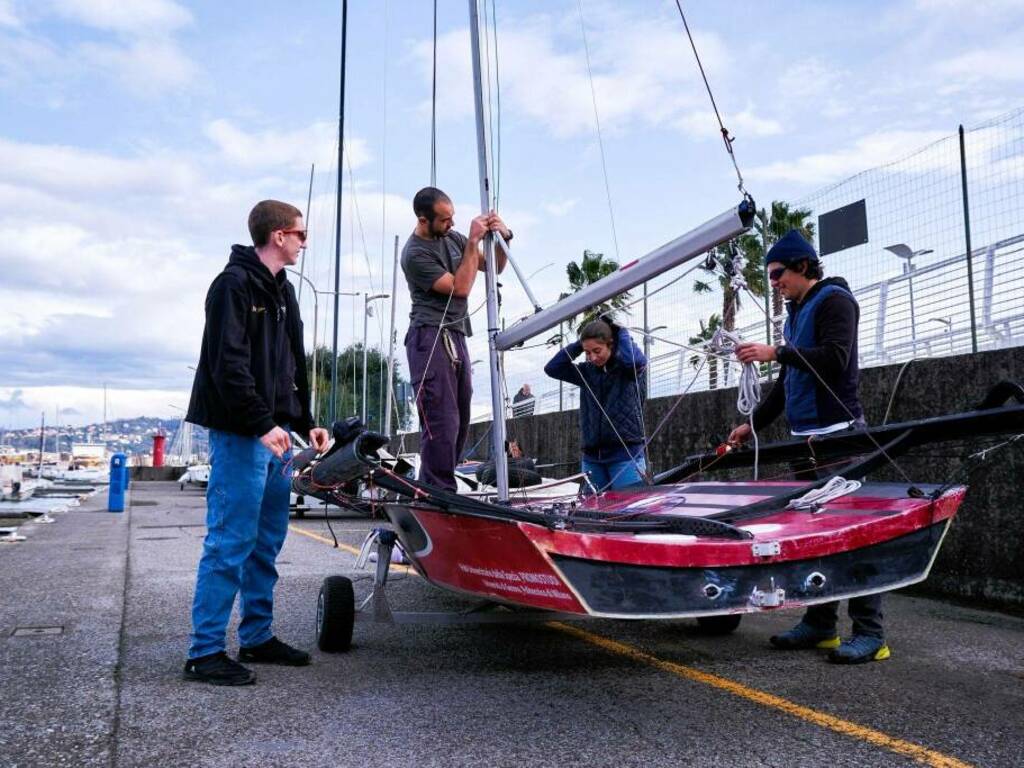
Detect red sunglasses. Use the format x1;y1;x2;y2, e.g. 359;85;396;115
279;228;308;243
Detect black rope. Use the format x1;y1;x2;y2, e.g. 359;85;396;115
673;0;746;195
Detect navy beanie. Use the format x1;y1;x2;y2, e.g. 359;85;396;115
765;229;818;266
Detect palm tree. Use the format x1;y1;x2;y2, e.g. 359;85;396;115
693;240;769;333
560;249;632;336
688;314;722;390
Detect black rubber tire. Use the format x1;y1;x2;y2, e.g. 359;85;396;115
695;614;742;635
317;575;355;653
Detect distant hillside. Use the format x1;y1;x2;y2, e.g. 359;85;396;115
0;417;208;458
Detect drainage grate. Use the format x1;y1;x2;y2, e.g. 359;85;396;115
137;536;178;541
138;524;205;529
13;626;64;637
131;501;159;507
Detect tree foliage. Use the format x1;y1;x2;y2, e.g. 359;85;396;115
305;344;412;434
561;249;632;334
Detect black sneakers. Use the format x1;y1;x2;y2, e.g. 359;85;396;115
183;652;256;686
238;636;311;666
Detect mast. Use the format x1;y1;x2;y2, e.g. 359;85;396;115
468;0;509;501
384;235;399;436
38;411;44;472
330;0;349;424
298;162;314;304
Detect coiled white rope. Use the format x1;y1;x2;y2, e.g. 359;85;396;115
707;327;763;479
788;476;862;510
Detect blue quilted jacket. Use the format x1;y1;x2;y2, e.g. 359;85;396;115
544;327;647;461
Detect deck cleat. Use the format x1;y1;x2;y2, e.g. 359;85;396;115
770;621;841;650
828;635;890;664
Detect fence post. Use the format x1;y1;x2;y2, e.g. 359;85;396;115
959;124;979;353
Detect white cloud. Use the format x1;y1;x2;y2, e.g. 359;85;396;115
544;198;579;217
0;0;19;27
79;37;196;92
49;0;192;34
0;137;199;196
205;119;372;172
746;130;952;186
937;46;1024;84
409;9;768;142
0;385;191;428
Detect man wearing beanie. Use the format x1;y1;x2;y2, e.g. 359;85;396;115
726;229;889;665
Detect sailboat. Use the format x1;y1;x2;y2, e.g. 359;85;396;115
295;1;1024;651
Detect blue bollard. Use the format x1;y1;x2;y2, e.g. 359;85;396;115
108;453;127;512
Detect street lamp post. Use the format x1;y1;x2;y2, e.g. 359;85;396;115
884;244;933;354
287;269;359;423
362;293;389;426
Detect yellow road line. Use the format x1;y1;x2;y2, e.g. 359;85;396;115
290;522;970;768
551;622;972;768
288;523;414;573
288;524;361;555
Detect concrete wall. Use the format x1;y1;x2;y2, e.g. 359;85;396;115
401;347;1024;608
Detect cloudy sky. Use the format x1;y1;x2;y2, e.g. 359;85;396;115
1;0;1021;429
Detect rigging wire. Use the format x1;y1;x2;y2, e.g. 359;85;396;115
576;0;620;262
672;0;747;196
430;0;438;186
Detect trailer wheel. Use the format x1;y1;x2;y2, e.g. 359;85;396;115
696;614;742;635
317;575;355;652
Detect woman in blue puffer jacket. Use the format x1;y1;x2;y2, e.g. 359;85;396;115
543;317;648;491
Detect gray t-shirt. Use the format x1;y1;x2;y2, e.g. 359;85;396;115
400;231;473;336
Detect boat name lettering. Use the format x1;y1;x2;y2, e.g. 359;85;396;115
480;579;573;601
458;563;560;585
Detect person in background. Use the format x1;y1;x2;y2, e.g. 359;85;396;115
184;199;330;686
512;383;536;417
544;317;648;491
727;229;886;665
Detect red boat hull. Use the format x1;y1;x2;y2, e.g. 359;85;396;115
385;481;966;618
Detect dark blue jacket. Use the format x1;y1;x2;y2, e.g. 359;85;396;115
753;277;863;433
544;327;647;460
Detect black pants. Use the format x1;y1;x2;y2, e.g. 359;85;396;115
791;419;884;639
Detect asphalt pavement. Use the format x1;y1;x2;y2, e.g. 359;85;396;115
1;481;1022;768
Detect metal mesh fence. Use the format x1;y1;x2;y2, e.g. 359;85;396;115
504;106;1024;419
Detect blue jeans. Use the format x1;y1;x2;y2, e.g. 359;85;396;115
582;455;647;492
188;429;292;659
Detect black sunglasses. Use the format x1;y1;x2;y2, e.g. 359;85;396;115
768;266;787;281
279;228;308;243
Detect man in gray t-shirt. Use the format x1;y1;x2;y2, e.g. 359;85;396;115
401;186;511;490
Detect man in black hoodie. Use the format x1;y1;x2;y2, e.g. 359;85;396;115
183;200;329;685
727;229;888;665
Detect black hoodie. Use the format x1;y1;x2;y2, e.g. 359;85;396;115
186;245;314;438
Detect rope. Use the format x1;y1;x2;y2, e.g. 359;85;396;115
672;0;747;196
787;476;862;510
576;0;620;262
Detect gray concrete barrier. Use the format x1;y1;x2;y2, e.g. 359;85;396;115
400;347;1024;608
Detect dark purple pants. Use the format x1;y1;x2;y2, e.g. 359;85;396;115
405;325;473;491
